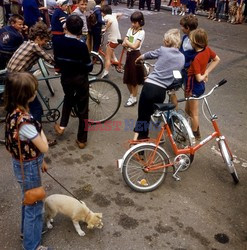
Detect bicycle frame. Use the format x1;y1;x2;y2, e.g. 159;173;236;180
98;45;126;72
145;95;233;173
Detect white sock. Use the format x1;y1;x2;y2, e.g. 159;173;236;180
132;96;137;102
102;70;109;77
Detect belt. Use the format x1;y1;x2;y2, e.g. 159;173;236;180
51;31;64;35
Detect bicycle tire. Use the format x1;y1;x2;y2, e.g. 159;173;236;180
169;111;194;170
38;59;55;96
218;139;239;184
0;116;5;145
122;144;169;192
88;79;121;124
89;52;104;76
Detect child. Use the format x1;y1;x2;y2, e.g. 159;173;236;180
72;0;88;42
122;11;145;107
100;4;122;79
91;0;105;52
0;14;27;70
53;15;93;149
7;22;55;142
185;28;220;139
179;0;188;15
213;0;226;22
180;15;198;79
133;29;185;140
4;72;50;250
171;0;180;15
51;0;69;36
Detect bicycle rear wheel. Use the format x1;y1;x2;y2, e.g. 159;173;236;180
122;144;169;192
89;52;104;76
88;79;121;124
218;139;239;184
169;111;195;170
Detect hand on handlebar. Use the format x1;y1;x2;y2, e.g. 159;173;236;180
135;55;143;64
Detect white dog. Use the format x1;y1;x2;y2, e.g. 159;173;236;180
44;194;103;236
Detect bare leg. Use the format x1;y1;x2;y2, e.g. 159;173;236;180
188;99;199;132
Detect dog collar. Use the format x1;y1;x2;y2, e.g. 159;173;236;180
85;211;91;222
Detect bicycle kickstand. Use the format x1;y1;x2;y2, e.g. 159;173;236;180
172;165;182;181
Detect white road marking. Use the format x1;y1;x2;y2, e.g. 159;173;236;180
211;145;247;169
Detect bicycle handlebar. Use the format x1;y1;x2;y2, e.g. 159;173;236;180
177;79;227;102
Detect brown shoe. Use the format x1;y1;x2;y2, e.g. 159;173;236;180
76;140;87;149
48;139;57;147
54;123;64;135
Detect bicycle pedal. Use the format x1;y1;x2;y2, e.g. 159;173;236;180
172;174;181;181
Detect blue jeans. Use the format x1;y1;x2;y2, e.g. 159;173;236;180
12;154;44;250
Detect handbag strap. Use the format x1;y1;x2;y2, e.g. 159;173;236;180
16;114;27;191
16;114;41;192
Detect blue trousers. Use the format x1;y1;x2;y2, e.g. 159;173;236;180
12;154;44;250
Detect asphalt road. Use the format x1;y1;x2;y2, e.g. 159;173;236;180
0;5;247;250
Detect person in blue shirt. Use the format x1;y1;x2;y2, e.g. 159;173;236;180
22;0;41;27
53;15;93;149
0;14;27;69
51;0;69;35
91;0;105;52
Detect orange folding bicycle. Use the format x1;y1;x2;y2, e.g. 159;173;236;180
118;79;239;192
89;33;126;76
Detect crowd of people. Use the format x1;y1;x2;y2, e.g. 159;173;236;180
0;0;226;249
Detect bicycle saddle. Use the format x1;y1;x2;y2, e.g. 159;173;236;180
166;79;183;91
154;103;176;111
117;39;123;44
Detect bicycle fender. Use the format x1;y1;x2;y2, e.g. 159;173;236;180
90;51;104;63
170;111;195;145
118;142;170;172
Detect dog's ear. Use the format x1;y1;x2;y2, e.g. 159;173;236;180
96;213;103;219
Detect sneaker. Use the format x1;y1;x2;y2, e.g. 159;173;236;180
102;74;109;79
124;98;137;107
218;19;221;22
172;12;174;15
213;18;217;21
182;12;185;16
179;12;183;15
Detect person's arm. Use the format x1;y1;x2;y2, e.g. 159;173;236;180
195;55;220;82
124;39;141;50
104;17;112;32
115;12;123;20
31;129;49;153
35;44;55;65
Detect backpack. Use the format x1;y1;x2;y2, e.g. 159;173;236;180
86;10;97;31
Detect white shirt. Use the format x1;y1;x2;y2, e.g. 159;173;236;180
126;28;145;51
182;36;193;52
103;14;121;44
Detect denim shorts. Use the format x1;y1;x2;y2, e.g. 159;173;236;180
12;154;44;192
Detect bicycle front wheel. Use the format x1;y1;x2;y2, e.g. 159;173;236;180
218;139;239;184
38;59;55;96
122;144;169;192
169;111;194;170
89;79;121;124
89;52;104;76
